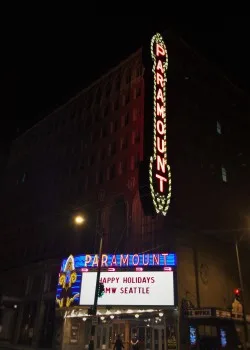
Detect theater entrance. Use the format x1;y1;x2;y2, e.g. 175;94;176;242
95;322;127;350
94;322;167;350
134;325;166;350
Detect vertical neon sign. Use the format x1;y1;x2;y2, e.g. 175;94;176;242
149;33;171;216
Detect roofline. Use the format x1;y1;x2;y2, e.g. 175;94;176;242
163;29;250;98
14;48;142;143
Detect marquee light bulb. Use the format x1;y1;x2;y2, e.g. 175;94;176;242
110;315;114;319
135;314;139;318
159;312;164;317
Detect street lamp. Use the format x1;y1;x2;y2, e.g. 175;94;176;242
74;215;85;225
89;232;103;350
235;234;249;348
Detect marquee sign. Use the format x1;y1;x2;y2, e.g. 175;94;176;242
56;253;177;308
80;270;175;306
60;253;176;269
149;33;171;216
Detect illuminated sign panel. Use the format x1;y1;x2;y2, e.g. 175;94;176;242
56;253;177;308
149;33;171;216
61;253;176;269
80;271;174;306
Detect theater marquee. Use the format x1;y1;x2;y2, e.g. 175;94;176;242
56;253;177;308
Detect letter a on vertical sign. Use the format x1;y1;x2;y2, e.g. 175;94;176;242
149;33;171;215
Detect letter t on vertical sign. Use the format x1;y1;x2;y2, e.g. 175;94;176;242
149;33;172;216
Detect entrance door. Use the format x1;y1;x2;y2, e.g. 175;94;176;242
152;326;166;350
95;324;112;350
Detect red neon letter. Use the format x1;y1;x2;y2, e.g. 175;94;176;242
156;73;164;87
156;44;165;57
161;253;168;265
157;137;165;153
120;254;129;266
85;255;91;267
156;88;164;103
156;174;167;192
92;254;99;267
101;254;108;267
157;155;166;173
142;254;149;265
153;254;160;265
111;255;117;266
156;59;164;73
156;120;164;135
132;254;139;266
156;103;164;117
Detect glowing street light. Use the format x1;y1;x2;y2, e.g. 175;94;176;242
74;215;85;225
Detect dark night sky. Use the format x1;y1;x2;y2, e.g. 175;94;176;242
1;16;250;151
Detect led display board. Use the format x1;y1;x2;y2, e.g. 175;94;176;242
80;271;174;306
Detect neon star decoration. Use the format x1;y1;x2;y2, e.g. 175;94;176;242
149;33;171;216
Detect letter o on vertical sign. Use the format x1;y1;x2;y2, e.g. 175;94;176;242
157;120;165;135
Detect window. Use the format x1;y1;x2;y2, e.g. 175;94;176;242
120;136;128;150
96;88;102;102
102;125;107;138
115;75;121;91
106;82;111;98
135;153;140;168
101;149;105;160
114;120;118;132
89;155;94;166
221;166;227;182
103;106;109;118
136;65;142;77
110;164;116;179
125;69;131;84
132;130;140;144
122;112;129;127
114;97;119;110
119;160;127;175
85;176;88;189
79;160;85;170
132;107;140;122
217;121;222;134
131;156;135;171
134;86;141;98
96;172;103;185
125;112;129;126
123;91;130;106
111;141;116;155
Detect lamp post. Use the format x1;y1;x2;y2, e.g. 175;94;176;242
235;236;249;348
89;232;103;350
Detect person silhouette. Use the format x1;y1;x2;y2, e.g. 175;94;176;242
114;334;124;350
